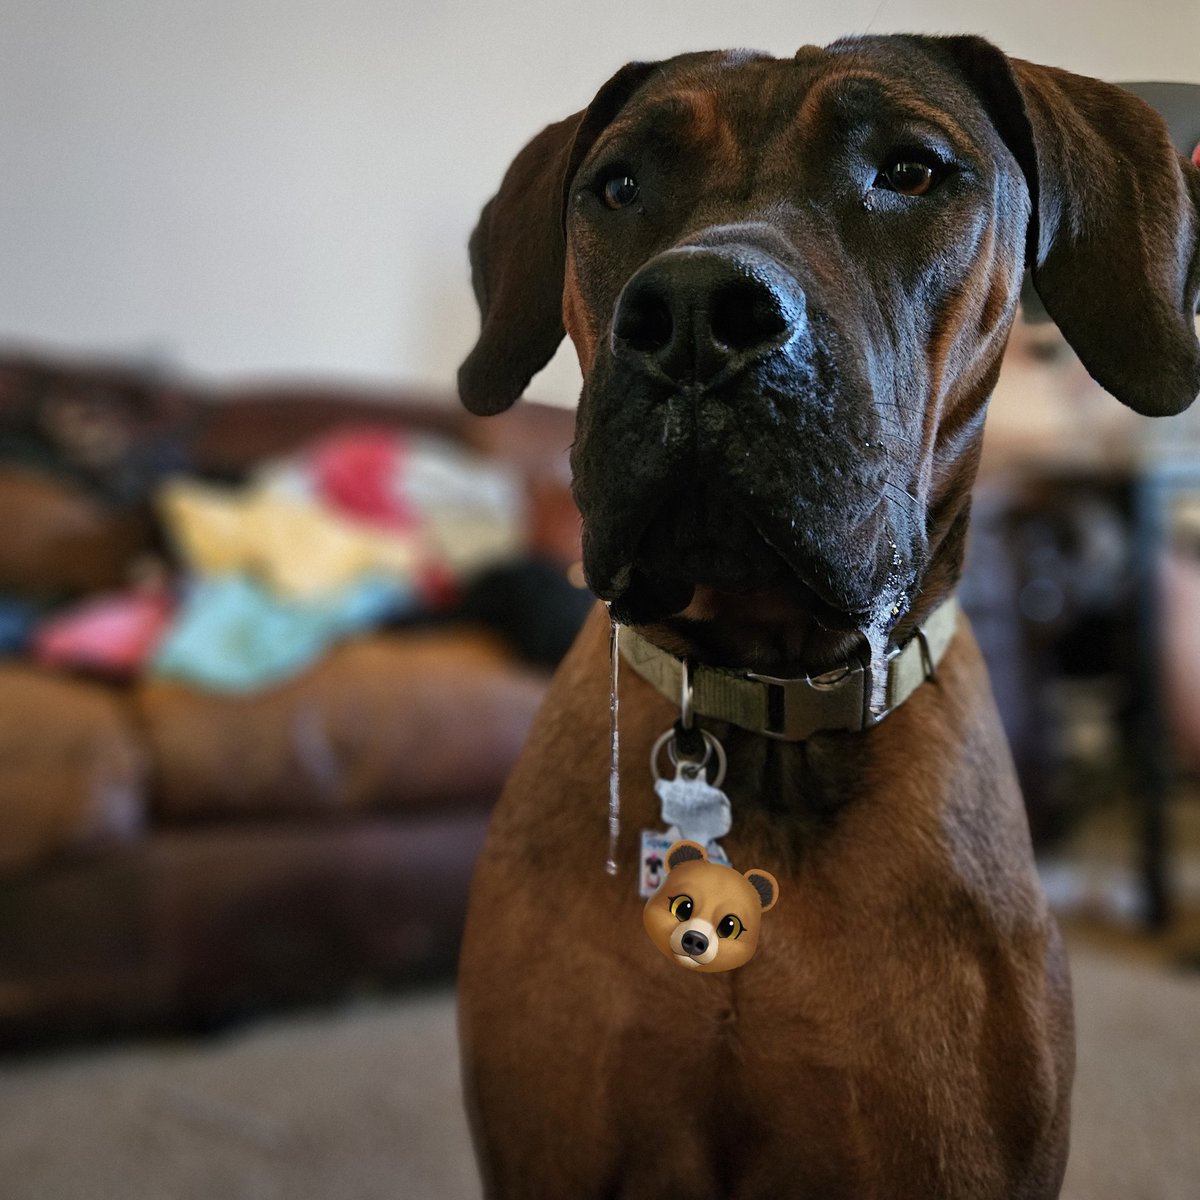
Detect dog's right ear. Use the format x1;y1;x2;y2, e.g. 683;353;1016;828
458;62;660;416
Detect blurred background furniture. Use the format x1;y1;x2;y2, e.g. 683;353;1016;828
0;349;586;1043
973;79;1200;929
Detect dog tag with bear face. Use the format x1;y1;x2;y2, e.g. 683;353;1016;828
643;840;779;971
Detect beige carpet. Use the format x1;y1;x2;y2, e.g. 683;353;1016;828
1;940;1196;1200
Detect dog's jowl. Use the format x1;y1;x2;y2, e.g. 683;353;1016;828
456;34;1200;1200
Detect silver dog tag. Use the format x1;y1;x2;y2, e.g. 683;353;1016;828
649;726;732;847
654;767;733;846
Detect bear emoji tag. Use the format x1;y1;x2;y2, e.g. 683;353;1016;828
643;840;778;973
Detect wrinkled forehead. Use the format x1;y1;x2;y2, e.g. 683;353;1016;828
583;41;1002;171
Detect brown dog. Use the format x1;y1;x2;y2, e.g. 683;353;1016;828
456;35;1200;1199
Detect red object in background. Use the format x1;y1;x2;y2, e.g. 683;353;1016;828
418;561;460;611
309;429;417;531
33;587;176;678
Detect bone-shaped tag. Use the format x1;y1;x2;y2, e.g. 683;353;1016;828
653;772;732;847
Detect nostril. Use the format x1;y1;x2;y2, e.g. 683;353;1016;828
710;281;789;352
615;288;673;353
613;250;801;383
681;930;709;957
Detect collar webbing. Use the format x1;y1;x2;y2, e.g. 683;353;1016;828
618;596;959;741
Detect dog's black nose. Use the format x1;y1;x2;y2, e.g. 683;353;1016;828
612;247;803;386
680;930;709;957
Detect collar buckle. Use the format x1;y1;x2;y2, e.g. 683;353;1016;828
745;662;868;739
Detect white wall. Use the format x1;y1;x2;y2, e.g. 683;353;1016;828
2;0;1198;403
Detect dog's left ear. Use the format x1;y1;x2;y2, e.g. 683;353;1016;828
458;62;661;415
924;36;1200;417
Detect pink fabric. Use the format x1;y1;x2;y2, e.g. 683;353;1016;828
309;429;416;531
33;588;176;678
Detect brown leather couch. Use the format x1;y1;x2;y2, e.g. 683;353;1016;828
0;350;581;1043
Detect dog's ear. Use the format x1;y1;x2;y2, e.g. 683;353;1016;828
924;36;1200;417
745;869;779;913
458;62;660;416
666;840;707;870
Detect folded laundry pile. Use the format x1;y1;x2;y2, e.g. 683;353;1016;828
153;573;408;692
153;427;527;691
10;426;541;692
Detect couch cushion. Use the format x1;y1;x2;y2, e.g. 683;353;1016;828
0;667;146;873
0;469;156;596
0;814;489;1040
136;630;547;820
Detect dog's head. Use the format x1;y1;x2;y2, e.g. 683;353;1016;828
460;37;1200;671
642;840;778;972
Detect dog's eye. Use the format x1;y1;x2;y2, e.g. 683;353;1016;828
668;895;693;921
602;174;640;209
716;914;744;940
874;157;938;197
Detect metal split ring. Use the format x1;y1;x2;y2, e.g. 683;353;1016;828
679;657;695;731
649;727;728;788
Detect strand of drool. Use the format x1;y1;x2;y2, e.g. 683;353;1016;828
606;613;621;875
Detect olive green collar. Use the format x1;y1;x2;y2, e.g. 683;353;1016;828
617;596;959;741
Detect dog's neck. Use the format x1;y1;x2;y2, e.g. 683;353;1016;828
618;593;958;741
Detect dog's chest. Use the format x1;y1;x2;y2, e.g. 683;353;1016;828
601;935;1010;1198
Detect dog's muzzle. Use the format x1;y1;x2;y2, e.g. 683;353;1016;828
573;237;913;628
